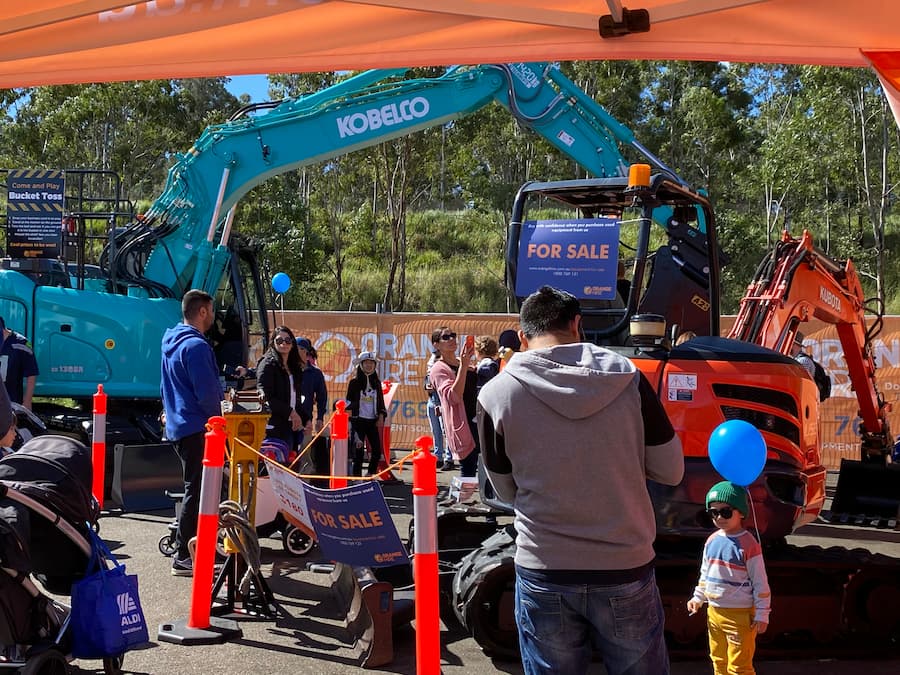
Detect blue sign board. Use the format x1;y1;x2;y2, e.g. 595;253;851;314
304;481;408;568
5;169;65;259
516;218;620;300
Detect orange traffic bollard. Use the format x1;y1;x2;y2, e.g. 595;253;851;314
188;416;227;629
157;416;242;645
331;400;349;488
91;384;107;509
412;435;439;675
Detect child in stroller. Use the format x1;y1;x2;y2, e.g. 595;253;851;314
0;435;129;675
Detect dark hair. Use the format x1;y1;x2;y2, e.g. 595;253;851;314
267;325;302;372
182;289;213;320
519;286;581;339
431;326;452;345
353;360;382;389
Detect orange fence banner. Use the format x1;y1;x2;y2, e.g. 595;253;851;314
283;312;900;470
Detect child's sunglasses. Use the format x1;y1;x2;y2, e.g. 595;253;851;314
707;507;736;519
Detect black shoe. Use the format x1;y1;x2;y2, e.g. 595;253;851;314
440;461;456;471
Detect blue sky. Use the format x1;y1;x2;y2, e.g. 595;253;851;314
225;74;271;102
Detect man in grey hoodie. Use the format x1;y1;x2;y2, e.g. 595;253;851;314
477;285;684;675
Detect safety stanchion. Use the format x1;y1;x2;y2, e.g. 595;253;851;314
376;380;400;481
91;384;107;509
412;435;439;675
331;400;349;489
158;416;242;645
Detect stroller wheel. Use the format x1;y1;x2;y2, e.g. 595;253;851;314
20;648;69;675
282;525;315;556
158;533;177;557
103;654;125;675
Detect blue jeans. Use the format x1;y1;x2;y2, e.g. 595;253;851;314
515;565;669;675
426;396;449;461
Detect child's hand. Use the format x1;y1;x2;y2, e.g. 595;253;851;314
752;620;768;634
686;599;702;616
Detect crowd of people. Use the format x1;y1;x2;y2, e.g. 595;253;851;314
2;286;778;672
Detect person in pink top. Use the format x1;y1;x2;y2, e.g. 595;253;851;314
429;326;479;477
688;481;771;674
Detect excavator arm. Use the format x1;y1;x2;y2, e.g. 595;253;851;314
110;63;680;300
728;229;892;461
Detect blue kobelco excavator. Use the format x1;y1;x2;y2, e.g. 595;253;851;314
0;62;678;442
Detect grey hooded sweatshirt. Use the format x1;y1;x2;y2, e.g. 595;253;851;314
477;343;683;572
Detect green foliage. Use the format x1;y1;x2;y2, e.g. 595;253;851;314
3;63;900;316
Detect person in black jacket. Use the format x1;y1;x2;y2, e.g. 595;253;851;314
345;351;387;476
256;326;308;450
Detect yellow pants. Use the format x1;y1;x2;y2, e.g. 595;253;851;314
707;605;757;674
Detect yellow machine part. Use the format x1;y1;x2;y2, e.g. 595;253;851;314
223;411;269;545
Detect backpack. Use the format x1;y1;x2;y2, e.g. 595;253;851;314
812;360;831;402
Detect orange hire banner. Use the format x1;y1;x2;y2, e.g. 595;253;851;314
282;311;520;456
284;312;900;470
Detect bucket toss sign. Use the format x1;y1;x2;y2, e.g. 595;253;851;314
5;169;65;259
264;461;408;568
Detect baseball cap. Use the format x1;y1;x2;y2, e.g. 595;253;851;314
356;351;378;365
295;337;313;352
498;329;520;351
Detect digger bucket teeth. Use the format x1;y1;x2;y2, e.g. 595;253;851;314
830;458;900;520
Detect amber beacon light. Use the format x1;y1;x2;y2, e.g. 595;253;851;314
628;163;651;189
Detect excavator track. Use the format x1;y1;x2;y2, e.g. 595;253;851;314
448;514;900;660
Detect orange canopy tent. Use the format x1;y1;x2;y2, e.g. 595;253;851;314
1;1;899;120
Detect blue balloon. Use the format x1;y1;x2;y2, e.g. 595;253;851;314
707;420;767;486
271;272;291;294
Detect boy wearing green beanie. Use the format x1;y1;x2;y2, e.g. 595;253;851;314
687;480;771;674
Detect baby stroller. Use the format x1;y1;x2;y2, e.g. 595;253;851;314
0;435;124;675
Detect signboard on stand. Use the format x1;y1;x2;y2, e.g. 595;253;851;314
5;169;65;258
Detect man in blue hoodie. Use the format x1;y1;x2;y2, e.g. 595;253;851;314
161;289;223;576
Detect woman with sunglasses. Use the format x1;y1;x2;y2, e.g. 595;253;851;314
429;326;479;477
256;326;308;454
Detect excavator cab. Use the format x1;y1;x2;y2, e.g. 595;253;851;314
504;170;827;543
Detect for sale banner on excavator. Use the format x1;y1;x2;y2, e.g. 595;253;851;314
284;312;900;471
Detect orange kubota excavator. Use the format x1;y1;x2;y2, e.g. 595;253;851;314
728;228;899;520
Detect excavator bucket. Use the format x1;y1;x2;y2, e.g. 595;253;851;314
830;459;900;521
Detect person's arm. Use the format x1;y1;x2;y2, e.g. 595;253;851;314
375;380;388;422
432;360;464;405
257;358;291;419
344;380;359;416
23;375;36;410
191;341;224;418
746;538;771;631
637;371;684;485
476;402;517;503
0;383;15;447
315;371;328;428
687;542;711;614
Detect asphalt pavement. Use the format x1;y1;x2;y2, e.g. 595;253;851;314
63;466;900;675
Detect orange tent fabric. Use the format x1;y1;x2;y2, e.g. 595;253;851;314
1;2;899;92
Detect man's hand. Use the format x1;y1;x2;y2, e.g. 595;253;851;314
289;409;303;431
751;620;768;634
686;599;702;616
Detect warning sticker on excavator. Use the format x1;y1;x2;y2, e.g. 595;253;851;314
667;373;697;401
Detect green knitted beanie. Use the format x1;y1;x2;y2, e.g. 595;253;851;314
705;480;749;516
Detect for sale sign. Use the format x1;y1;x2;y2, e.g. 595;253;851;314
6;169;65;258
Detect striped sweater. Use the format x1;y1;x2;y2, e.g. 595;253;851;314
692;529;771;623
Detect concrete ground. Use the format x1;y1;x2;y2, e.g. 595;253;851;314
64;465;900;675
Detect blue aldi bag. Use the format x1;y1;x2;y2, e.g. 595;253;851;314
71;528;149;658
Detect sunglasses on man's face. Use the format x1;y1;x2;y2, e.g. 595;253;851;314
439;332;457;341
707;507;737;520
274;337;293;345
